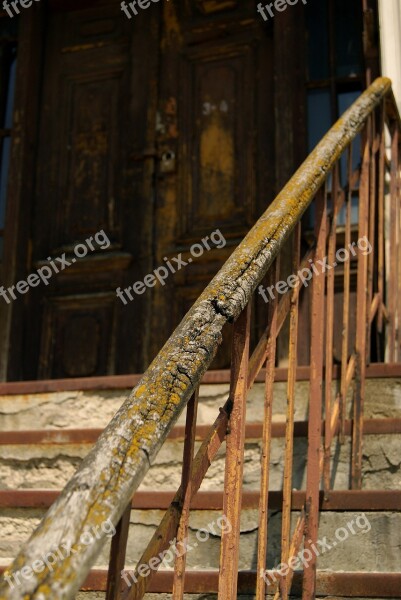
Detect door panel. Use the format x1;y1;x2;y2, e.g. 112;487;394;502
38;293;117;379
23;2;158;379
179;38;256;239
33;6;128;256
150;1;274;365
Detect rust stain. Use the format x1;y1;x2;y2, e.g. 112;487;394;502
200;112;234;215
162;0;182;47
61;42;110;54
196;0;238;14
165;97;176;116
168;123;178;139
72;123;108;213
163;97;178;139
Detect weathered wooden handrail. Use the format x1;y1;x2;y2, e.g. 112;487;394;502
0;77;394;599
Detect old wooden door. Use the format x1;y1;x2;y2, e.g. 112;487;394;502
6;0;274;380
19;0;159;380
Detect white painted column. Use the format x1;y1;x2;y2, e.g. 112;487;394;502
378;0;401;113
378;1;401;360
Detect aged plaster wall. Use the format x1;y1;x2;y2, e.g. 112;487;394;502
1;380;401;493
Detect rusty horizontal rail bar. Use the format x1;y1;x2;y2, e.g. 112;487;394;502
2;416;401;446
1;567;400;597
0;77;395;600
2;489;400;511
57;570;401;597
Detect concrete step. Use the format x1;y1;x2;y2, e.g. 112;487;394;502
1;374;401;431
1;369;400;596
2;565;400;598
0;496;400;571
1;421;400;491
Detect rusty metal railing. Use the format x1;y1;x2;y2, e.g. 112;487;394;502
0;77;400;600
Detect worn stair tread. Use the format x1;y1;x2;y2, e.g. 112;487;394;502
1;567;400;596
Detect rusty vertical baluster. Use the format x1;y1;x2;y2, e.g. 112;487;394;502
388;124;399;362
324;164;339;490
172;389;199;599
280;223;301;600
256;258;280;600
351;123;371;490
398;147;401;361
366;111;377;361
388;122;398;360
302;188;327;600
218;303;251;600
340;146;354;443
377;106;385;338
106;503;133;600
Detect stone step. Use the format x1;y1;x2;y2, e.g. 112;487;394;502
1;565;400;599
1;375;401;431
1;422;400;491
1;370;400;595
0;499;400;572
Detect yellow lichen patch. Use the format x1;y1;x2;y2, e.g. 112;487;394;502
135;385;147;397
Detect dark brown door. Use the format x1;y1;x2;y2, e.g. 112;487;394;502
21;1;159;379
148;0;274;366
6;0;274;380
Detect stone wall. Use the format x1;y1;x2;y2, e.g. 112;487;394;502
1;378;400;596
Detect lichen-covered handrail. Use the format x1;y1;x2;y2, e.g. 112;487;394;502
0;77;394;600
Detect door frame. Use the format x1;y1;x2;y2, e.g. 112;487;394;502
0;5;45;381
